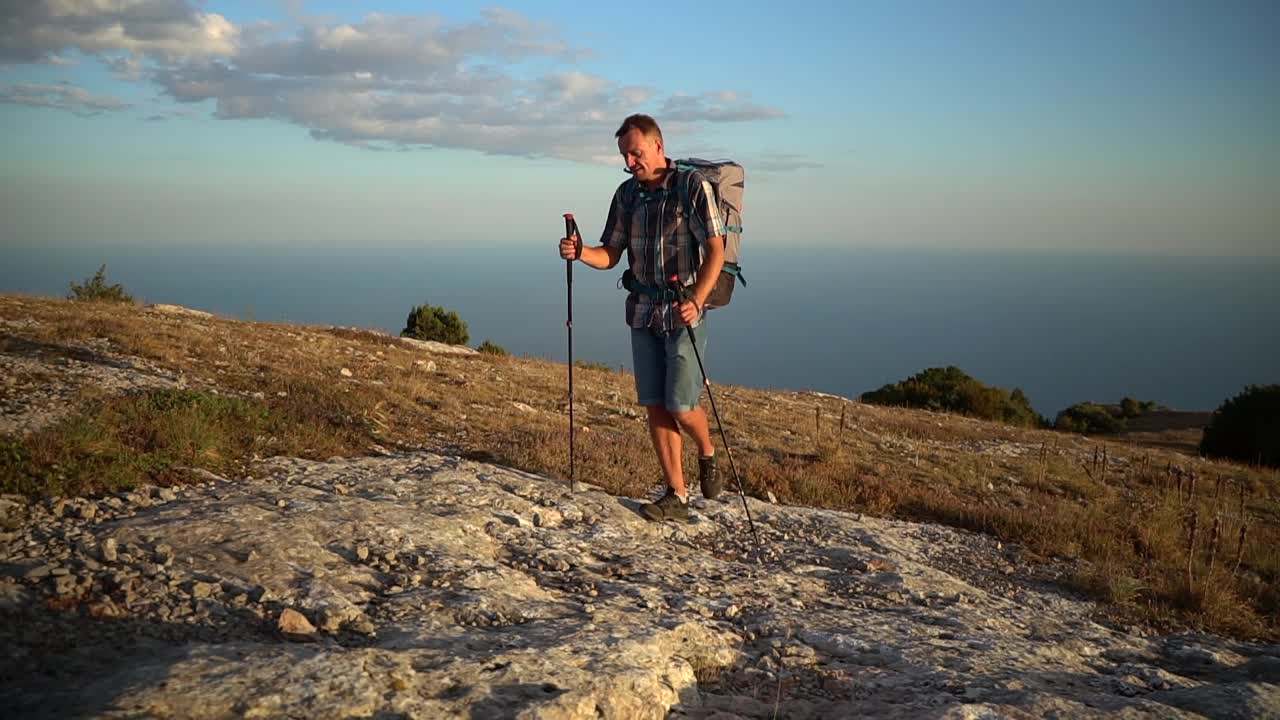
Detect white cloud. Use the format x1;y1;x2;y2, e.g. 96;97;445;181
751;153;825;172
660;92;786;123
0;3;794;164
107;54;144;80
0;1;238;63
0;82;131;115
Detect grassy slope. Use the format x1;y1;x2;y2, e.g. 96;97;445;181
2;294;1277;640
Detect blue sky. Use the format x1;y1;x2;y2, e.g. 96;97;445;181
2;1;1276;255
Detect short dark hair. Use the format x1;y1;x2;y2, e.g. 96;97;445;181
615;114;663;143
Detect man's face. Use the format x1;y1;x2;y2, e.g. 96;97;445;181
618;128;664;183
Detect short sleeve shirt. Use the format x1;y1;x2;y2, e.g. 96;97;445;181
600;161;724;332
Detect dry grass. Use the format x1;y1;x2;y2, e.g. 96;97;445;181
2;293;1278;639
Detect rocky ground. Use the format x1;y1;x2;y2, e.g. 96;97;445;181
2;308;1279;719
4;454;1279;719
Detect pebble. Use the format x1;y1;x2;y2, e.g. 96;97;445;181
191;581;219;599
278;608;317;636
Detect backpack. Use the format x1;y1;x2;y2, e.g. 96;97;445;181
621;158;746;308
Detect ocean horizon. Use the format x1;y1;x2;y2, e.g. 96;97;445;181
4;241;1277;419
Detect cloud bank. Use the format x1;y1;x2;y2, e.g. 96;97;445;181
0;1;788;163
0;82;131;115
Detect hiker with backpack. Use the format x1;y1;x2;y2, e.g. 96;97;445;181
558;114;732;523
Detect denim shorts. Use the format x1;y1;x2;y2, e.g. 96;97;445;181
630;321;708;412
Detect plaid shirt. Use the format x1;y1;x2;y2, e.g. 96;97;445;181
600;160;724;332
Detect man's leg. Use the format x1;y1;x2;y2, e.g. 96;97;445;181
646;404;687;497
667;319;723;499
668;318;713;458
635;328;691;522
633;328;688;498
671;406;714;458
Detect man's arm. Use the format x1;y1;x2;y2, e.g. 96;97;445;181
689;235;725;308
559;238;624;269
677;234;724;325
579;244;625;270
560;184;628;269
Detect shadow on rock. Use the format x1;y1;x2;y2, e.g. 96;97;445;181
468;682;567;719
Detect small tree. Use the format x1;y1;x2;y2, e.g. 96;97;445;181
477;340;508;356
401;303;469;345
1055;402;1124;434
860;366;1046;428
1200;384;1280;468
1119;396;1159;418
1119;396;1142;418
68;264;134;304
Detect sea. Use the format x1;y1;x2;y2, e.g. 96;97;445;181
4;241;1277;419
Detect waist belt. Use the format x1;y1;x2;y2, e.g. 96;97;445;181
619;269;683;302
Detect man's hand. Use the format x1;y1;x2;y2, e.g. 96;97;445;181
558;236;581;260
677;299;701;325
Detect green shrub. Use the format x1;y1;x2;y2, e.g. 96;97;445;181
1200;384;1280;468
860;366;1045;428
401;303;469;345
1055;402;1125;434
477;340;508;356
68;264;134;304
1119;396;1159;418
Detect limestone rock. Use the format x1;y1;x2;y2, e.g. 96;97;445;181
147;304;214;319
100;537;118;562
277;608;317;637
399;337;477;355
0;451;1276;720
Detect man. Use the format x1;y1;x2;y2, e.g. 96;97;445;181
558;114;726;523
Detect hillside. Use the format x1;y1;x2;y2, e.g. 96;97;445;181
1;294;1278;718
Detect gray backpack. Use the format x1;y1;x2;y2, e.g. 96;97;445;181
676;158;745;308
621;158;746;308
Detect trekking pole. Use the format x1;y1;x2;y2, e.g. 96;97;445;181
564;214;580;492
670;276;763;562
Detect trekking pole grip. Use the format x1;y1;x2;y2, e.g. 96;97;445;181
564;214;583;267
563;214;576;284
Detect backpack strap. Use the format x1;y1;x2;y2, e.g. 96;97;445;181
674;169;698;276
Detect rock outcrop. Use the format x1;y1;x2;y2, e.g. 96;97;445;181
3;452;1277;719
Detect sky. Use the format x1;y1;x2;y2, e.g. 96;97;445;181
1;1;1277;256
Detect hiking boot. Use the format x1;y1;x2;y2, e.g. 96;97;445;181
699;455;723;500
639;488;689;523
